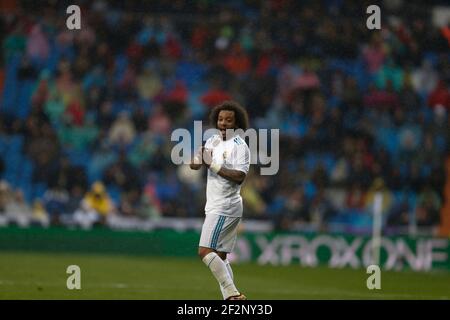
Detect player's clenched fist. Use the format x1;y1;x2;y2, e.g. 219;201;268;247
190;146;204;170
202;147;213;167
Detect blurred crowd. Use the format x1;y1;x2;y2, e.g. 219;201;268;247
0;0;449;234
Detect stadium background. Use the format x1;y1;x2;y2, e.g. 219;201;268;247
0;0;449;299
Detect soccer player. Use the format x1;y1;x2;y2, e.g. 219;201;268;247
190;100;250;300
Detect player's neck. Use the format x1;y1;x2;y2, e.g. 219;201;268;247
222;135;234;141
221;131;237;141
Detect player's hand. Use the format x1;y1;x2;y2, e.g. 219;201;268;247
202;147;213;167
190;146;204;170
192;146;203;165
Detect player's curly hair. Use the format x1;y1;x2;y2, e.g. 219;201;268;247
209;100;250;131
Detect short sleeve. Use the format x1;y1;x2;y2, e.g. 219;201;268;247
232;142;250;174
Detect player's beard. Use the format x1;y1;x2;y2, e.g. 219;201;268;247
219;128;236;140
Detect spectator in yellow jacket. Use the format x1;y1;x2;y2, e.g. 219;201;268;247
73;181;115;229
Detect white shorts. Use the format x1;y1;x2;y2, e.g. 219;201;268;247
199;213;242;253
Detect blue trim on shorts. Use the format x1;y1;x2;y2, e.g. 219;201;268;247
210;215;225;249
210;216;221;249
214;216;226;249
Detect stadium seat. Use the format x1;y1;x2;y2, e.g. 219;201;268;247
32;182;47;200
176;61;207;88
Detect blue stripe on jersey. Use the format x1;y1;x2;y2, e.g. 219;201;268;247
234;137;242;145
211;216;225;249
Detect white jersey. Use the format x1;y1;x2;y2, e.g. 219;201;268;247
204;134;250;217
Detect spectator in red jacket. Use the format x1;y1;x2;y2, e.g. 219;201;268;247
428;80;450;109
200;79;233;108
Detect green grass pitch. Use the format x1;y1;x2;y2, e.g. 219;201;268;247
0;251;449;299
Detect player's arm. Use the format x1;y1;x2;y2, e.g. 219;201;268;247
214;167;246;185
202;147;247;185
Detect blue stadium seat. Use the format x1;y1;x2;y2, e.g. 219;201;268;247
175;61;207;88
393;190;404;202
407;192;417;208
423;52;438;68
348;210;372;230
5;151;20;168
6;54;21;77
2;55;20;114
436;135;446;152
304;153;317;171
322;153;336;174
45;45;60;72
304;181;317;199
16;80;34;119
0;136;7;154
4;170;16;185
21;183;33;203
7;135;24;153
21;158;34;178
111;101;127;116
188;90;206;118
32;182;47;200
107;185;121;205
328;211;349;224
113;54;128;83
64;149;91;170
421;165;431;178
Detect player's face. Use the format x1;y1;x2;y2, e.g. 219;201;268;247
217;110;236;140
